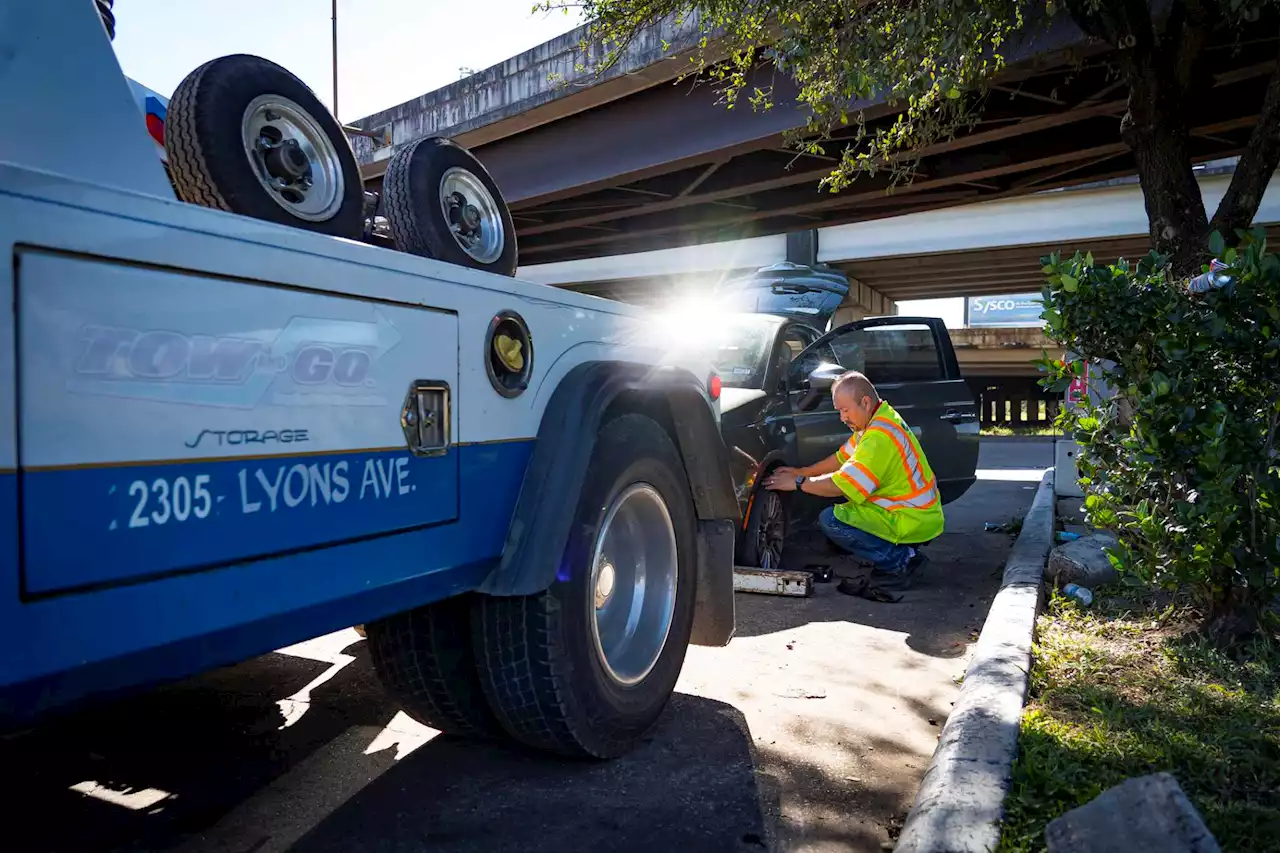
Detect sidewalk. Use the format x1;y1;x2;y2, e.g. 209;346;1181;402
677;439;1051;851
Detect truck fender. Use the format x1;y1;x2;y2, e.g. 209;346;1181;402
478;360;737;647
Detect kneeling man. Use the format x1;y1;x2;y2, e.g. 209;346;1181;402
764;370;943;589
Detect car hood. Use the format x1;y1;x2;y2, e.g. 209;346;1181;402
719;387;769;414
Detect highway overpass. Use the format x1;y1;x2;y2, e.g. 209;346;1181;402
516;167;1280;308
352;12;1279;264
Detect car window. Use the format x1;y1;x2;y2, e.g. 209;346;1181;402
792;322;944;384
769;325;817;379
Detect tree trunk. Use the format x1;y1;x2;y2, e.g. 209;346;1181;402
1065;0;1217;276
1210;59;1280;242
1121;55;1211;276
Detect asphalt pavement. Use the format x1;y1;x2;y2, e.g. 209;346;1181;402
2;438;1052;853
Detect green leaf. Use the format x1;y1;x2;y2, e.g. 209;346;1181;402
1060;274;1079;292
1209;231;1226;257
946;87;961;99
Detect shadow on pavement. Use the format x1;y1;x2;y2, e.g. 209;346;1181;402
291;693;768;853
2;639;391;853
732;472;1040;662
4;643;767;853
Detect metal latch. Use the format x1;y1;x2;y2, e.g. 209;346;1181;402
401;380;450;456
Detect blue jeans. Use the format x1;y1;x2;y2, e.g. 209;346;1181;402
819;506;913;573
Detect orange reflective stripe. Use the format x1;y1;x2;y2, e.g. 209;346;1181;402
852;461;880;488
871;484;940;512
897;476;938;501
836;436;857;464
868;417;927;491
866;424;918;488
837;461;878;497
836;469;872;498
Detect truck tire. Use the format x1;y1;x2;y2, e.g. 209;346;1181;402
382;137;518;277
165;55;365;239
365;595;501;738
472;413;697;758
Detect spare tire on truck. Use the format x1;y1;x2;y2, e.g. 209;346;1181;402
382;137;519;277
165;54;365;240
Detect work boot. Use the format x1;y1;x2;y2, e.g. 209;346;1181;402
873;555;926;592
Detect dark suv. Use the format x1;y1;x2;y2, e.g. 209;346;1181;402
702;267;980;569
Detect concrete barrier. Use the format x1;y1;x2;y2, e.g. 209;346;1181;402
895;468;1055;853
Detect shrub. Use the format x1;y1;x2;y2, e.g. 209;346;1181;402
1038;229;1280;641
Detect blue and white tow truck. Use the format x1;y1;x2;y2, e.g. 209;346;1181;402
0;1;738;758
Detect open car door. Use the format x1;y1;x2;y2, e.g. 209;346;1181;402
786;317;979;505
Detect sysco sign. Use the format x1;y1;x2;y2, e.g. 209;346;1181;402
68;311;401;408
965;293;1045;328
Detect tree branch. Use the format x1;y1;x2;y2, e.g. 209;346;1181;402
1166;0;1218;97
1210;54;1280;241
1063;0;1157;50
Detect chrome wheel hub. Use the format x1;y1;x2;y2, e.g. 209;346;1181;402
439;167;504;264
242;95;345;222
589;484;679;686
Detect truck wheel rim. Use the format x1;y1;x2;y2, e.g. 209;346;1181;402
439;167;504;264
242;95;345;222
589;483;679;687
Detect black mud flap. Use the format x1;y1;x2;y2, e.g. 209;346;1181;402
479;361;737;647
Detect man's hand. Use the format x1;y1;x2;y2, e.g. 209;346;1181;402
763;470;799;492
772;466;800;480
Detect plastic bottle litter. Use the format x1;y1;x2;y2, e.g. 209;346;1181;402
1187;259;1233;295
1063;583;1093;607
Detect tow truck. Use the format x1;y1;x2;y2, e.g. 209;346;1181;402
0;0;738;759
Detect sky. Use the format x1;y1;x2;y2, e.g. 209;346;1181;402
109;1;984;325
112;0;585;123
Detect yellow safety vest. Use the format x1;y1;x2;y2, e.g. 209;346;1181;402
831;402;945;545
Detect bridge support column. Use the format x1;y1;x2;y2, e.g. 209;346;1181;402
785;229;818;266
828;276;897;327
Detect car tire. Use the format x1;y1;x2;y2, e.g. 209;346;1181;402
471;413;696;758
382;136;519;276
365;595;502;738
165;54;365;239
738;484;788;570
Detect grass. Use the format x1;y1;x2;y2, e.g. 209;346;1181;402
997;590;1280;852
981;424;1062;437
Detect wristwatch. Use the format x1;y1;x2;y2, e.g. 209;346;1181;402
794;474;807;490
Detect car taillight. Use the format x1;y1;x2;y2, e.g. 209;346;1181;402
708;372;722;401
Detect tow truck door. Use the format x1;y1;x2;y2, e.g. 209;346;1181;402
15;249;459;597
787;317;980;503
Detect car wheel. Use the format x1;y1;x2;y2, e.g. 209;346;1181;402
382;137;518;276
165;54;365;239
471;413;696;758
739;485;788;570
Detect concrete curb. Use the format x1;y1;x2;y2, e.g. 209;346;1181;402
894;468;1056;853
977;434;1061;445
